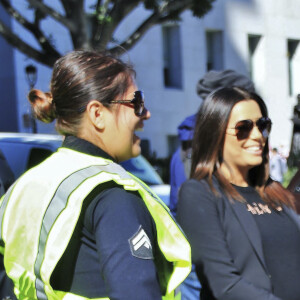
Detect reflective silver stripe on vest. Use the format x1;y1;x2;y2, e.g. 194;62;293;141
36;277;47;300
34;163;132;298
0;184;14;247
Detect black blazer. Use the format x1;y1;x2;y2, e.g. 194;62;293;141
177;178;300;300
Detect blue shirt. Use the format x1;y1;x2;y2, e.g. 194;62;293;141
50;136;165;299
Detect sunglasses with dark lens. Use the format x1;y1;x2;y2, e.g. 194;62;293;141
111;90;145;117
228;117;272;140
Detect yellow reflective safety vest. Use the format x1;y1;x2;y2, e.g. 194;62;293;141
0;148;191;299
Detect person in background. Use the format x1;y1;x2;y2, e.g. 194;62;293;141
170;70;255;216
269;147;287;183
0;50;191;299
177;87;300;300
169;70;255;300
169;114;196;215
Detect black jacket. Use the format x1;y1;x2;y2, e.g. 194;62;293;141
177;178;300;300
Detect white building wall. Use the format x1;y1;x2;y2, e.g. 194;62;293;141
224;0;300;153
122;0;300;157
5;0;300;157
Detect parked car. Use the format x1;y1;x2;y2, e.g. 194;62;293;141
0;133;170;206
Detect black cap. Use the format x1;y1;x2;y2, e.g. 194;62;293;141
196;69;255;100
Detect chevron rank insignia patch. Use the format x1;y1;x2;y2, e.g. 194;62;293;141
128;225;154;259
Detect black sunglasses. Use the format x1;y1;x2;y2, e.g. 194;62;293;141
227;117;272;140
111;90;145;117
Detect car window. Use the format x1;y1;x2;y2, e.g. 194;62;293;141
0;140;60;178
27;148;54;171
0;142;31;178
120;156;163;186
0;136;164;187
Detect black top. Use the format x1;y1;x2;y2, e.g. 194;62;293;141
235;185;300;300
177;178;300;300
50;136;165;299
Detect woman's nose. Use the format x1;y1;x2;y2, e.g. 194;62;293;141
251;125;263;139
142;107;151;120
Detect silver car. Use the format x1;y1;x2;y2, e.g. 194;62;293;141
0;133;170;206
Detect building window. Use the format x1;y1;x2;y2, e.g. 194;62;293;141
248;35;262;80
206;30;223;71
162;25;182;88
288;39;300;96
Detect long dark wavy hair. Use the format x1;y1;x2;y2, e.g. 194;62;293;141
191;86;295;208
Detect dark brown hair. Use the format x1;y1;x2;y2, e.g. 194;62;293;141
27;50;135;135
191;86;295;208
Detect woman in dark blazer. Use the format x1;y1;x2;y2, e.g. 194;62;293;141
177;87;300;300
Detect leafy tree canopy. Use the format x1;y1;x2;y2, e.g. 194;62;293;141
0;0;215;67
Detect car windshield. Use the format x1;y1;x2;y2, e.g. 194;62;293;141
120;155;163;186
0;134;164;187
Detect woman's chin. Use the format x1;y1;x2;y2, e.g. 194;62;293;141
132;145;141;158
133;133;141;143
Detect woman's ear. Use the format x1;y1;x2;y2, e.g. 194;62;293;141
86;100;106;130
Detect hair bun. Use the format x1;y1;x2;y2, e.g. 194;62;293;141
27;89;56;123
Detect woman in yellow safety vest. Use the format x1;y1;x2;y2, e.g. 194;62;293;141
0;50;191;299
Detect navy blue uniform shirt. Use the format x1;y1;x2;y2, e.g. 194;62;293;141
50;136;166;299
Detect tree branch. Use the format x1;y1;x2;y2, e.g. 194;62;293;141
0;0;215;63
109;0;212;55
109;11;160;55
0;20;59;66
157;0;193;18
108;0;189;54
0;0;61;59
27;0;76;32
93;0;140;50
60;0;90;49
0;0;36;32
95;0;103;14
92;0;112;46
